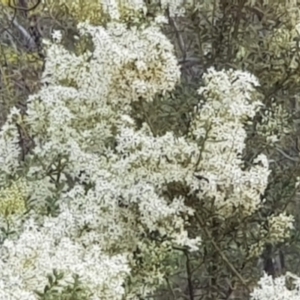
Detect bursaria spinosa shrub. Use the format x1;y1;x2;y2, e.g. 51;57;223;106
0;3;296;300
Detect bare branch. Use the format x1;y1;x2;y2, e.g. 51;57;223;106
3;10;36;50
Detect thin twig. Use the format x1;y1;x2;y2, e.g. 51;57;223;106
165;277;176;300
4;10;36;50
168;15;186;61
275;147;299;162
184;250;195;300
8;0;41;12
194;212;250;293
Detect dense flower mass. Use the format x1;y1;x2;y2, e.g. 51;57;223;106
0;217;130;299
0;0;298;299
188;68;270;217
0;19;194;298
251;273;300;300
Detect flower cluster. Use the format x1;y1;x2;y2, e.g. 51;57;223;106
251;272;300;300
188;68;270;218
249;213;294;258
256;101;291;145
0;218;130;299
0;178;27;219
0;107;22;183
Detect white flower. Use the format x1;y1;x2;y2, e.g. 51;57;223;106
51;30;62;43
251;273;300;300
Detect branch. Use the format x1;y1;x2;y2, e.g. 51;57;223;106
8;0;41;12
168;15;186;61
194;212;250;293
4;10;36;50
184;250;195;300
275;146;299;162
165;277;176;300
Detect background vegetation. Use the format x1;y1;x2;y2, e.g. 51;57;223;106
1;0;300;299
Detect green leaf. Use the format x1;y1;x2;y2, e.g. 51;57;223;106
47;274;54;286
44;284;50;293
33;290;45;299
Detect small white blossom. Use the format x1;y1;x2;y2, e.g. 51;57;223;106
51;30;62;43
